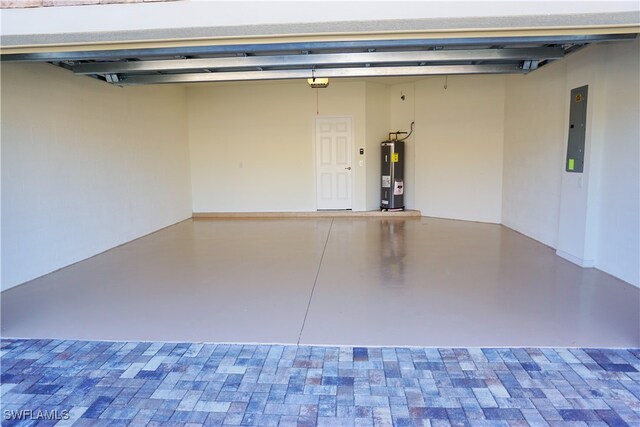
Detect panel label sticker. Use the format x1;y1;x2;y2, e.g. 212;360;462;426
392;153;399;163
394;180;404;195
382;175;391;188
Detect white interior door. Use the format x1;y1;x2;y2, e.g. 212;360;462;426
315;116;353;210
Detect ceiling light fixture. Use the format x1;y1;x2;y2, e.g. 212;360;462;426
308;70;329;88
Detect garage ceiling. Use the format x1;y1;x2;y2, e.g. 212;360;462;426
1;33;637;86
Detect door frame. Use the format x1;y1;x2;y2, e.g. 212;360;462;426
312;115;355;211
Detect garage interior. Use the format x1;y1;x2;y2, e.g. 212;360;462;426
2;2;639;345
1;2;639;425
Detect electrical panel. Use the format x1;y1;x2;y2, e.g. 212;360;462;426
566;85;588;173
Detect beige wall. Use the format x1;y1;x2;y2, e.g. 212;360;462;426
389;76;505;223
502;39;639;287
189;75;504;223
1;63;192;291
556;40;639;285
595;39;639;286
365;83;390;210
389;83;417;209
503;61;567;247
187;80;367;212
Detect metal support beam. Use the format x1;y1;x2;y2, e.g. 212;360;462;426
1;34;635;63
72;48;563;75
119;64;524;85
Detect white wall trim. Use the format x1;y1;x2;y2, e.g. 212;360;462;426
556;249;596;268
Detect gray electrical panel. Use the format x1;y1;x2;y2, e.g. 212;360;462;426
566;85;588;173
381;140;404;210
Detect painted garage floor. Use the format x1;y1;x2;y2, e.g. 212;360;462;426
1;339;640;426
1;217;639;347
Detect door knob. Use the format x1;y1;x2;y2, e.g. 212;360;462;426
345;166;352;170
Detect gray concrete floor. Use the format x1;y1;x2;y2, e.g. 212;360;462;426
1;217;638;347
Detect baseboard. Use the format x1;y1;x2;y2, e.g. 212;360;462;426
556;249;596;268
192;210;422;219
